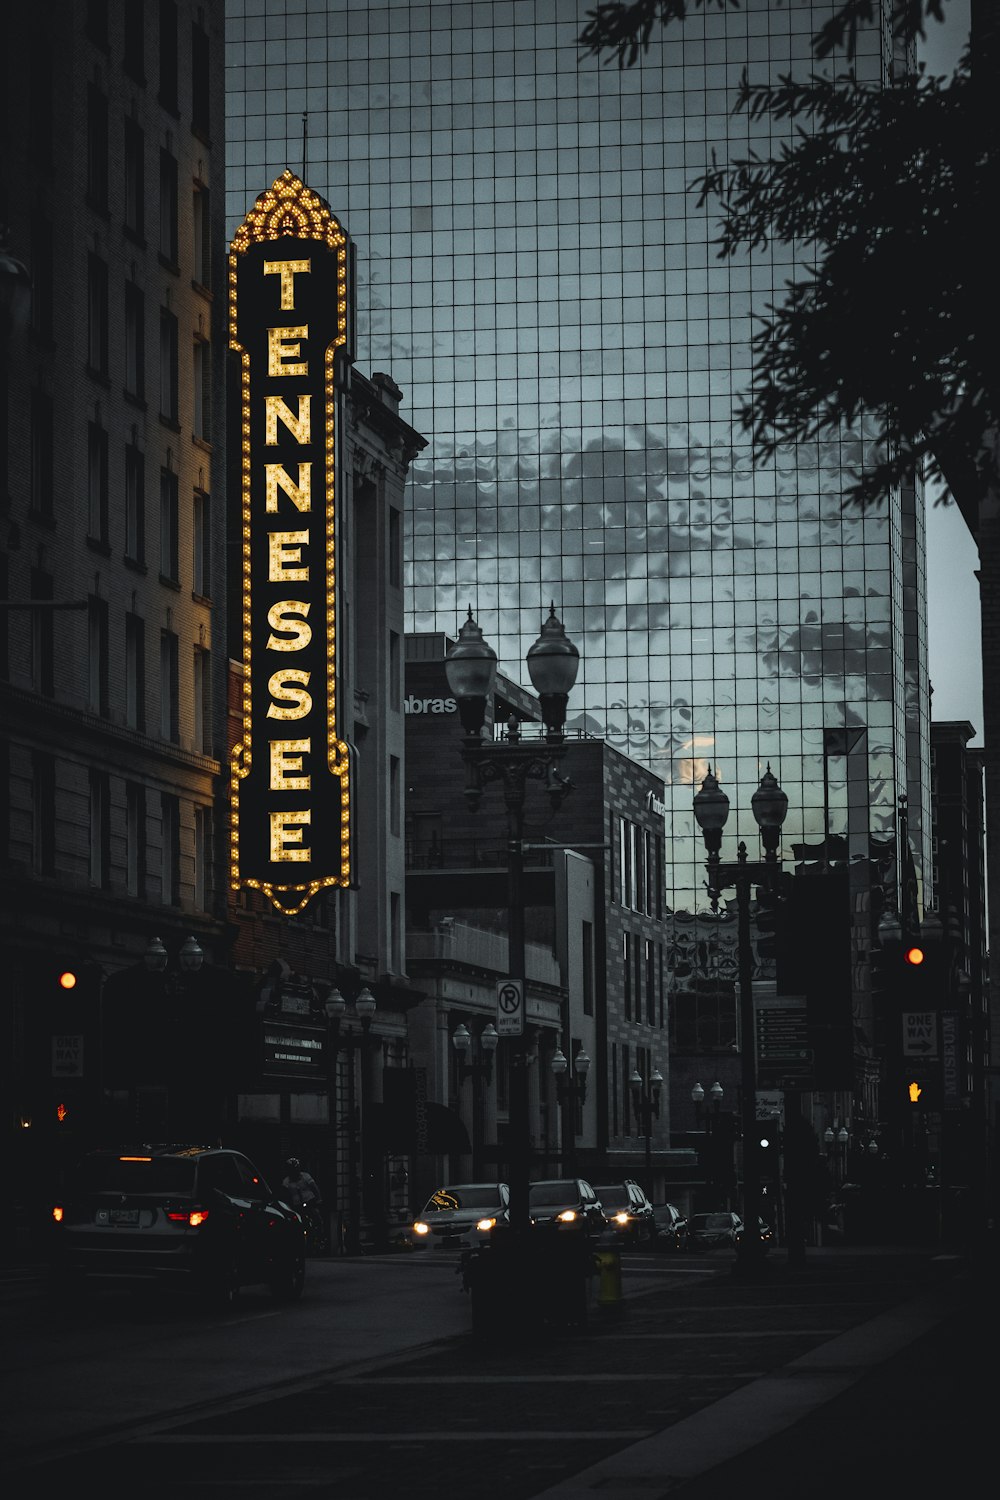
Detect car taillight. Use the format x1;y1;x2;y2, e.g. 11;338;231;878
52;1205;64;1224
166;1208;209;1227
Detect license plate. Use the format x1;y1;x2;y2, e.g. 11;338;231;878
109;1209;139;1226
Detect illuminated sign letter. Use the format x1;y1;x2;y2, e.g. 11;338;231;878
267;669;313;720
265;462;312;513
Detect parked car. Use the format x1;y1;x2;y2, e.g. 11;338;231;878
527;1178;605;1236
49;1143;306;1308
593;1180;658;1246
688;1210;744;1251
736;1215;774;1252
411;1183;510;1249
651;1201;690;1252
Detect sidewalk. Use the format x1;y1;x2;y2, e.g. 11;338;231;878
536;1243;996;1500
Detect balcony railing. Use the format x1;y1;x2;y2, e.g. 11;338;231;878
406;920;561;987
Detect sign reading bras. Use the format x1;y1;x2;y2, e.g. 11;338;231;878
229;171;355;916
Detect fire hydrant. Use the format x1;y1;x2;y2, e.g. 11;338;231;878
595;1245;622;1306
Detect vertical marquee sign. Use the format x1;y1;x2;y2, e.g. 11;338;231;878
229;171;353;915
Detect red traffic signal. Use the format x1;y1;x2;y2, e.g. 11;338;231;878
903;946;925;967
57;970;78;990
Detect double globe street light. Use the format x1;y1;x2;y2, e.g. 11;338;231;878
444;604;579;1240
694;764;788;1279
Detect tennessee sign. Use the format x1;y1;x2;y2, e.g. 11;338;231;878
229;171;354;915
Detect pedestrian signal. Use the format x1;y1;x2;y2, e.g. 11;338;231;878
908;1080;922;1103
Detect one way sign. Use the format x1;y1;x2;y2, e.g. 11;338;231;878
903;1012;938;1058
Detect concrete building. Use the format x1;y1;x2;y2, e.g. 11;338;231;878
2;0;229;1206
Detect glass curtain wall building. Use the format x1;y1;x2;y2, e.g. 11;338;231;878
225;0;931;958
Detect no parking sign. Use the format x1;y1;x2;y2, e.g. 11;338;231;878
496;979;524;1036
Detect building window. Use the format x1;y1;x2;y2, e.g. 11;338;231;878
161;791;180;905
192;182;211;289
88;597;109;715
125;612;145;731
634;824;645;914
159;468;179;583
193;646;211;755
29;567;54;696
124;119;145;238
389;630;400;711
159;148;178;264
159;308;178;422
86;83;108;211
160;629;179;743
88;254;109;377
582;921;594;1017
32;751;55;876
611;1042;619;1137
0;553;7;682
123;0;145;82
192;19;210;136
30;388;54;518
389;506;401;588
125;283;145;400
194;803;210;910
634;939;642;1025
623;931;631;1022
86;0;109;47
158;0;178;114
192;489;211;598
390;755;400;836
646;938;656;1026
391;890;402;973
87;421;109;543
89;768;110;888
193;337;211;441
126;782;147;897
125;443;145;562
30;216;53;340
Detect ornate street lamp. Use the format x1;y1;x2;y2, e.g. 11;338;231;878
630;1067;663;1171
452;1021;500;1178
325;986;377;1254
694;765;788;1279
444;606;579;1241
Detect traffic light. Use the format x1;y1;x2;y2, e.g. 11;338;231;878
754;883;779;964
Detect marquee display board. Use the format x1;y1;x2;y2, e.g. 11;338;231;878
229;171;353;915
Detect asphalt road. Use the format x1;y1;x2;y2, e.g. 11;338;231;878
2;1239;989;1497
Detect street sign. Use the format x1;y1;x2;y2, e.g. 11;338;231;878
902;1011;938;1058
496;979;524;1036
52;1034;84;1078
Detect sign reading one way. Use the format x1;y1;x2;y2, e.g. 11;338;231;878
496;979;524;1036
903;1011;938;1058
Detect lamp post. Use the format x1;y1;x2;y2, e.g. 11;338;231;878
694;764;788;1280
324;986;376;1255
444;605;579;1239
691;1080;725;1197
452;1021;500;1179
143;934;205;992
629;1067;663;1172
550;1045;591;1173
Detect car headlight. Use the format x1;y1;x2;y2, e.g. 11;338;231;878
476;1217;496;1232
613;1212;629;1227
556;1209;578;1223
412;1221;430;1236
